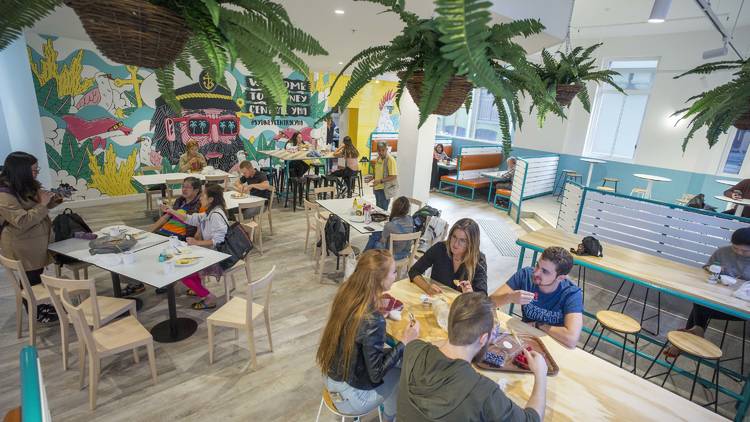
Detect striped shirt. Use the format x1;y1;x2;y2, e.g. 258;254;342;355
158;196;201;238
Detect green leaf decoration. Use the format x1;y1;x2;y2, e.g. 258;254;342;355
201;0;221;26
35;78;71;115
0;0;62;50
59;132;92;181
45;142;62;171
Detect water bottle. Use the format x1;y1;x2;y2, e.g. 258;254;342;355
433;299;450;331
364;205;372;224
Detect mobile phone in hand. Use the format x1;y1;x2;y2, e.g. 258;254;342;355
364;226;375;231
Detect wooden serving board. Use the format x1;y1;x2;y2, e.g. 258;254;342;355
476;333;559;376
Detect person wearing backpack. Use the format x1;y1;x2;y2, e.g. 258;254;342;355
364;197;414;260
162;184;228;310
0;152;62;323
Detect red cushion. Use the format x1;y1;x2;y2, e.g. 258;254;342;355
440;176;490;188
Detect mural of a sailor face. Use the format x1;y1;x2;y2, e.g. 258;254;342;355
151;71;243;171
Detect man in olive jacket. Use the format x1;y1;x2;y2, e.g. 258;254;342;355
398;293;547;422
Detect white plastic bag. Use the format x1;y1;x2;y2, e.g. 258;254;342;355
344;253;357;280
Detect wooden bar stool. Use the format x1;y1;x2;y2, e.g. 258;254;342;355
598;177;620;193
315;388;382;422
643;331;722;411
712;318;747;381
585;310;641;372
631;187;648;198
554;170;583;202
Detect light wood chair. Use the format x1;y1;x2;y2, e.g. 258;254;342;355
42;274;137;371
206;256;251;302
205;174;229;189
165;177;185;200
314;186;336;201
314;217;354;284
388;231;421;278
60;288;157;410
406;197;423;211
316;387;382;422
631;188;647;198
53;261;91;280
303;199;321;256
236;201;265;255
0;254;52;346
264;185;276;235
207;266;275;370
139;165;163;211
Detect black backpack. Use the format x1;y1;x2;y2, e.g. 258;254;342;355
324;214;349;254
213;212;254;270
52;208;92;264
413;205;441;233
686;193;718;212
571;236;603;257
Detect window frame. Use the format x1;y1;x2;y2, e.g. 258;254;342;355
717;127;750;178
582;57;659;162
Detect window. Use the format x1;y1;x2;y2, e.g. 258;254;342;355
721;129;750;175
584;59;658;160
436;88;504;141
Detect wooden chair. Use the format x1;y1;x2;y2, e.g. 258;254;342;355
406;197;423;211
42;274;137;371
303;199;325;257
165;177;185;200
631;188;648;198
264;185;276;235
206;256;251;302
388;231;421;278
236;201;265;255
643;330;723;411
316;387;382;422
314;186;336;201
60;288;157;410
139;165;164;211
0;254;52;346
207;266;275;370
584;310;641;373
53;260;91;280
205;174;229;189
599;177;620;193
314;217;354;284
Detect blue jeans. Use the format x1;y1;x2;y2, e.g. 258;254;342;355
326;367;400;419
374;189;389;211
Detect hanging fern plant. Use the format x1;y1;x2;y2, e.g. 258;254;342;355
531;43;624;125
673;58;750;151
0;0;327;113
327;0;558;157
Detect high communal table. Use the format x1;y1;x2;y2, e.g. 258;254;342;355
715;195;750;216
580;157;607;187
717;179;740;187
386;280;726;422
515;227;749;420
256;149;338;204
317;198;386;234
633;173;672;199
48;226;230;343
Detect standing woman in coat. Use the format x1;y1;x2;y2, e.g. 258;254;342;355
0;152;62;322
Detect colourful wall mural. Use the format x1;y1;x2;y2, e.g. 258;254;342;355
26;33;400;199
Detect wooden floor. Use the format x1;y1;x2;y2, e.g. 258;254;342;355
0;190;524;421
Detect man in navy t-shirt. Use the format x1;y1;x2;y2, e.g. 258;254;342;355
491;246;583;348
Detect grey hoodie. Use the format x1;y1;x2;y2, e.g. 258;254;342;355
398;340;540;422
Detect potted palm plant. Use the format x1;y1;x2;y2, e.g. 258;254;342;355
532;43;624;124
0;0;327;112
328;0;555;157
673;58;750;151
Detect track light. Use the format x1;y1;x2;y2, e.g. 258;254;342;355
703;41;729;59
648;0;672;23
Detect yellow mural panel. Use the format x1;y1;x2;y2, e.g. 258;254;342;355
88;145;138;196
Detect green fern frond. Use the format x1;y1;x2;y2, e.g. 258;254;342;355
154;66;180;112
577;87;591;112
174;49;192;79
331;45;390;92
0;0;62;50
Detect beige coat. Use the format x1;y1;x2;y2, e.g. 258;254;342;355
0;191;53;271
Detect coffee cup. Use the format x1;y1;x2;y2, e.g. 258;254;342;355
121;251;135;265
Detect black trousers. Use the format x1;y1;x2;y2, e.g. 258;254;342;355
431;160;449;189
687;304;742;330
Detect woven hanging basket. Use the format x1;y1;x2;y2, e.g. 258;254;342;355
555;83;584;107
64;0;190;69
734;107;750;131
401;71;473;116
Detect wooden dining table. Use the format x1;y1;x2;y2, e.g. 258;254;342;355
386;279;727;421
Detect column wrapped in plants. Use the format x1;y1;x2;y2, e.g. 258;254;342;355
0;0;327;113
673;58;750;151
531;43;624;125
326;0;555;158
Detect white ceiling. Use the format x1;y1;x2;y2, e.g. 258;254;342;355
27;0;750;74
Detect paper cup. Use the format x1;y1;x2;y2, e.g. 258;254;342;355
121;251;135;265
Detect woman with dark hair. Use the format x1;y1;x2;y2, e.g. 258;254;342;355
364;196;415;260
162;184;228;309
283;132;310;206
408;218;488;295
430;143;450;190
0;152;62;322
316;250;420;421
325;136;359;196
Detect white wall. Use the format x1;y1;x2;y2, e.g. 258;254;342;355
397;90;436;203
0;35;50;185
513;27;750;177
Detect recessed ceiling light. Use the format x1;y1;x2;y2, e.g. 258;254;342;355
338;61;343;65
334;9;345;15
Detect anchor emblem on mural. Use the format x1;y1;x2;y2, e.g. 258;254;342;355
200;70;216;92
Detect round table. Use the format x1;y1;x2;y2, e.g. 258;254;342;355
581;158;607;187
717;179;740;187
714;195;750;216
633;173;672;199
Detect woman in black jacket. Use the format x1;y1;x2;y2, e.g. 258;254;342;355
408;218;488;295
316;250;420;421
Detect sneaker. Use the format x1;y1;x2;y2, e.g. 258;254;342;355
122;282;146;296
37;304;58;324
155;287;167;294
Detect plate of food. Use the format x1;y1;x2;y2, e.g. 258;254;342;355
231;192;249;199
173;256;202;267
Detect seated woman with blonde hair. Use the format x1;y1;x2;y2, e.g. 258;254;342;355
316;249;420;422
179;139;207;173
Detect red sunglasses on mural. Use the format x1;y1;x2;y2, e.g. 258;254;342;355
167;116;240;136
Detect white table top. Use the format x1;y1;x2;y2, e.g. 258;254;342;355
714;195;750;206
317;198;386;234
132;170;230;187
633;173;672;182
48;226;229;289
223;191;266;210
717;179;740;186
437;160;457;170
581;157;607;164
480;170;506;178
